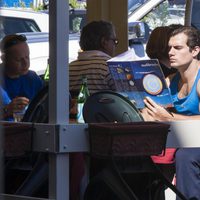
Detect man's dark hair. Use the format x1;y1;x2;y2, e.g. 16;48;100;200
79;20;114;51
170;26;200;52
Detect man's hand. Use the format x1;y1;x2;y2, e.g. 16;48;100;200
5;97;29;117
140;107;155;121
143;96;174;121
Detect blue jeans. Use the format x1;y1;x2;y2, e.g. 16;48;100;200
176;148;200;200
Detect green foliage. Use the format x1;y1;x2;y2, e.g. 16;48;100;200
30;2;45;11
2;0;85;12
72;17;82;32
70;0;86;9
142;1;170;30
2;0;45;11
70;0;78;8
19;0;26;8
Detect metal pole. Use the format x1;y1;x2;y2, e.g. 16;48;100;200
185;0;193;26
48;0;70;199
49;0;69;124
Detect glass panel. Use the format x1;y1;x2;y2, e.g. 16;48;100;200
69;9;86;33
141;0;186;32
1;17;40;36
128;0;149;15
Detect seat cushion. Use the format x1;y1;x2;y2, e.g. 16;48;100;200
151;148;176;164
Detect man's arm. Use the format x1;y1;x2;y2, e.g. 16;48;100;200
143;96;200;121
142;76;200;121
170;112;200;120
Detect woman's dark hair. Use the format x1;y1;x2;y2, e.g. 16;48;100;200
146;26;171;60
79;20;114;51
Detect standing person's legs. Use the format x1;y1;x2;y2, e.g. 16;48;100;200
175;148;200;200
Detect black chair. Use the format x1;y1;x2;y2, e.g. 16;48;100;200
83;91;143;123
18;85;73;197
4;86;50;197
16;85;50;197
82;91;187;200
6;85;72;197
22;85;49;123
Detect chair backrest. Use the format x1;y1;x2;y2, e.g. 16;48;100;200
22;85;49;123
22;85;72;123
83;91;144;123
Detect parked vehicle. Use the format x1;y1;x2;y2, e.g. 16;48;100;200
128;0;186;58
0;7;85;75
0;7;49;32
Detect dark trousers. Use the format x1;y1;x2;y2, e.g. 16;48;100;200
176;148;200;200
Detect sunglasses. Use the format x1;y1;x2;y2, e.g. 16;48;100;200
109;38;119;45
1;34;27;51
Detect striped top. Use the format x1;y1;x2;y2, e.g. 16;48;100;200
69;50;115;95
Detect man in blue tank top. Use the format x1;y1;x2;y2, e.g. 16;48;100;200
143;26;200;199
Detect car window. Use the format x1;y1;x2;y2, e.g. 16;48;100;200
141;0;186;31
69;9;86;33
0;16;41;37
